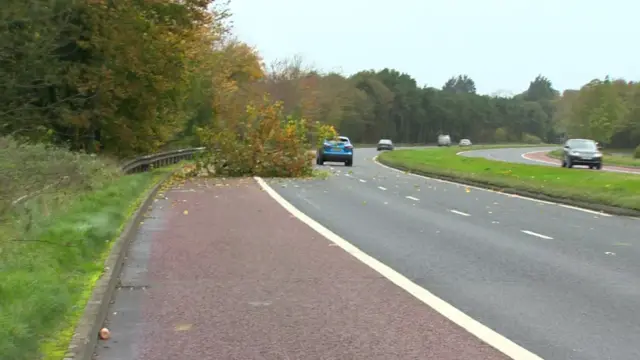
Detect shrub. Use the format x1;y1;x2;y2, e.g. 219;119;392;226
522;133;543;144
494;127;508;143
0;137;121;219
195;96;315;177
316;123;338;147
634;144;640;159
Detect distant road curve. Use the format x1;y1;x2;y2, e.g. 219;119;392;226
458;146;640;174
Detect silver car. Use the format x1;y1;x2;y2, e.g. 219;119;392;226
377;139;394;151
459;139;472;146
437;134;451;147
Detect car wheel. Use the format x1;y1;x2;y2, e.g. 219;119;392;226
345;159;353;167
316;155;324;165
595;163;602;170
566;157;573;168
561;160;566;167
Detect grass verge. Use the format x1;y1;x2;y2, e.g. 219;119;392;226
378;146;640;213
0;166;175;360
548;149;640;168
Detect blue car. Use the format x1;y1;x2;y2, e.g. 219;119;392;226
316;136;354;166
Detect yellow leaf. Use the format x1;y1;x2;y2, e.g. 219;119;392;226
174;324;192;331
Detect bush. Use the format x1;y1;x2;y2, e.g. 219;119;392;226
493;127;508;143
522;133;543;144
0;137;121;219
195;97;315;177
634;144;640;159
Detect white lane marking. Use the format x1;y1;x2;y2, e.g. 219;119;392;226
450;210;471;217
558;204;612;217
405;196;420;201
345;173;352;177
378;186;387;191
372;155;614;217
359;179;367;183
521;150;559;166
522;150;640;175
521;230;553;240
254;176;543;360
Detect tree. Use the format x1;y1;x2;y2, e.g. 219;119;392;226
523;75;559;102
442;75;476;94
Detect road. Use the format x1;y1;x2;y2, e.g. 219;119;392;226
95;177;508;360
459;146;640;174
269;147;640;360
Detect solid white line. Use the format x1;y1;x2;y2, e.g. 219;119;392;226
378;186;387;191
372;155;614;217
359;179;367;183
521;230;554;240
406;196;420;201
450;209;471;217
521;150;560;166
254;176;543;360
558;204;612;217
522;150;640;175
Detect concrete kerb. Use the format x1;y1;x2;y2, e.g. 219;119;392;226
375;155;640;219
63;171;174;360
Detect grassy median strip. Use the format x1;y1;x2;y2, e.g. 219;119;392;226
378;147;640;212
0;166;173;360
548;149;640;168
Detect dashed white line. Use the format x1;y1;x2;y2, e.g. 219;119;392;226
359;179;367;183
449;210;470;217
521;230;553;240
378;186;387;191
405;196;420;201
254;176;543;360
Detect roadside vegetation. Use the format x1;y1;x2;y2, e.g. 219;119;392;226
0;138;178;359
547;149;640;168
379;147;640;212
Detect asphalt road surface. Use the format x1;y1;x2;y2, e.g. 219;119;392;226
269;146;640;360
458;146;559;166
460;146;640;174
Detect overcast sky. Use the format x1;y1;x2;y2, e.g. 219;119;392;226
227;0;638;95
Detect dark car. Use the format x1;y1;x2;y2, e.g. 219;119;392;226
561;139;603;169
316;136;353;166
377;139;394;151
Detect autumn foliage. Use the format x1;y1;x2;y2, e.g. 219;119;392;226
195;97;314;177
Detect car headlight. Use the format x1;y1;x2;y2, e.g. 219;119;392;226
594;152;603;157
569;151;579;156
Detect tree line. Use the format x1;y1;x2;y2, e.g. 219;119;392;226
2;0;638;167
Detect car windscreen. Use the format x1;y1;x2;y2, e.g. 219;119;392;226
570;141;597;150
379;140;391;145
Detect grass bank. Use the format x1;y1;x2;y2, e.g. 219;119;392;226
378;146;640;212
0;138;175;360
548;149;640;168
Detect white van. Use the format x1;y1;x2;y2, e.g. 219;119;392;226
437;134;451;147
